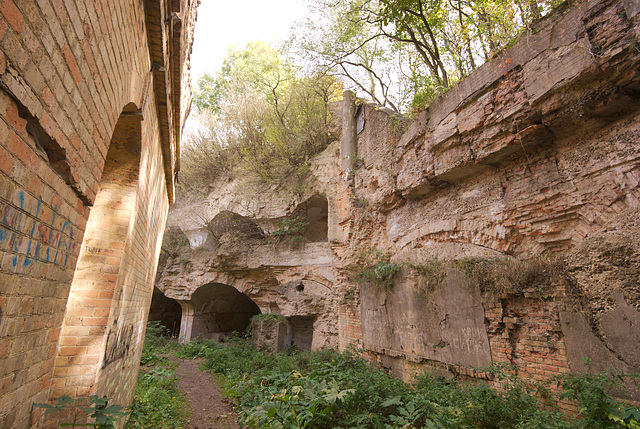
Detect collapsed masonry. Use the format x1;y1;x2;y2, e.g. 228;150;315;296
154;0;640;403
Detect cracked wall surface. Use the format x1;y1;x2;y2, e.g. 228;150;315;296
154;0;640;405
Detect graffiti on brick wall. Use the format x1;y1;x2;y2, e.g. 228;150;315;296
0;191;77;270
102;324;134;367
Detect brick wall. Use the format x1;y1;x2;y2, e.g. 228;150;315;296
0;0;195;427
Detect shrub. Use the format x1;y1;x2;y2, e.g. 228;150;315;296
177;338;640;429
270;216;309;245
348;248;402;290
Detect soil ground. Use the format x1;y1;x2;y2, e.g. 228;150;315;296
174;358;241;429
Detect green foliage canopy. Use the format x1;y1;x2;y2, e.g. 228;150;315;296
291;0;562;113
183;42;341;196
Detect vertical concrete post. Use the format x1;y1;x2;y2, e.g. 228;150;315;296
341;90;357;179
178;301;194;343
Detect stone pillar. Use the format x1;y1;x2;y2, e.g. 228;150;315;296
177;301;195;343
341;90;357;179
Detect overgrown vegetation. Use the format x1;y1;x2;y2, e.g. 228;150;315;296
270;216;310;246
125;322;188;429
182;42;341;196
291;0;564;113
348;248;402;290
35;396;127;428
409;255;569;296
175;337;640;429
36;323;640;428
350;250;569;296
158;226;190;267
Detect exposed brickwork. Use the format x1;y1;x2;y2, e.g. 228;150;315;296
0;0;196;427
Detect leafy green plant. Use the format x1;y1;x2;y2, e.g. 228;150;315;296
125;367;188;429
187;337;640;429
558;365;640;428
271;216;309;245
139;321;177;366
34;395;127;428
179;255;191;269
126;323;187;429
352;260;401;290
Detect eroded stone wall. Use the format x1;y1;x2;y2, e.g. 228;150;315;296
332;0;640;399
0;0;196;427
154;0;639;405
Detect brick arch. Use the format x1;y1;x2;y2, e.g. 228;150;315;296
396;227;517;256
51;103;144;404
177;283;261;342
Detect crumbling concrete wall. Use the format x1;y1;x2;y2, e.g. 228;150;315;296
331;0;640;398
156;234;340;349
0;0;196;427
154;0;639;403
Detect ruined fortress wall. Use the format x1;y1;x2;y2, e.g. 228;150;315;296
336;0;640;392
0;1;195;427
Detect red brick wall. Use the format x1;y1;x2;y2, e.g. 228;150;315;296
0;0;194;427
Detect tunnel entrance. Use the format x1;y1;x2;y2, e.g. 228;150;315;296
148;287;182;337
191;283;261;340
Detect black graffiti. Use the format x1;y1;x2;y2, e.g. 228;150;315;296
102;324;133;367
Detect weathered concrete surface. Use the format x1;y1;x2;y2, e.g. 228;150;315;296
155;0;640;402
156;241;340;350
334;0;640;392
362;268;492;368
252;318;289;353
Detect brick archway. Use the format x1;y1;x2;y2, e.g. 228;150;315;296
178;283;261;342
51;103;145;404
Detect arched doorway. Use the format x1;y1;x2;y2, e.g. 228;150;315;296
52;103;144;401
148;287;182;337
190;283;261;340
292;194;328;242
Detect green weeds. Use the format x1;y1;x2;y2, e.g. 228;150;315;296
34;395;127;428
125;322;188;429
172;338;639;429
271;216;309;245
349;249;401;290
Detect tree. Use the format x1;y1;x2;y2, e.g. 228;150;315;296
192;41;292;114
291;0;562;114
182;42;342;196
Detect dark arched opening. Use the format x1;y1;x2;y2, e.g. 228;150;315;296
293;195;328;242
148;287;182;337
191;283;261;340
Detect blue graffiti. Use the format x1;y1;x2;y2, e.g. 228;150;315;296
5;196;75;271
23;201;43;268
11;234;18;268
60;221;74;267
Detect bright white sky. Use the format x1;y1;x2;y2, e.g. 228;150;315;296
189;0;307;81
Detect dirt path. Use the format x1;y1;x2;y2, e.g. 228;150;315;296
174;358;241;429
